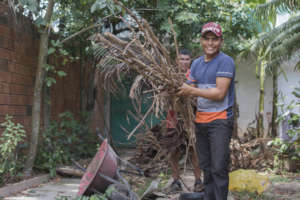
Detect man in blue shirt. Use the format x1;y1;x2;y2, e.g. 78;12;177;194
178;22;235;200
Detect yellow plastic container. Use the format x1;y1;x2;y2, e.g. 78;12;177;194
229;169;270;194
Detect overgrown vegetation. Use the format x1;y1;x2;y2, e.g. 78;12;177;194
268;83;300;172
0;115;26;186
35;111;98;177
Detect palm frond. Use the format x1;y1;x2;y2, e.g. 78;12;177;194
264;48;300;78
90;0;196;142
251;15;300;52
129;75;144;100
256;0;299;18
270;31;300;59
92;43;130;95
263;21;300;56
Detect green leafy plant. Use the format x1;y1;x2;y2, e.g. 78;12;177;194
268;88;300;171
0;115;26;184
35;111;98;177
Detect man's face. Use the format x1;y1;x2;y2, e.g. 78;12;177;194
200;32;223;59
177;54;191;71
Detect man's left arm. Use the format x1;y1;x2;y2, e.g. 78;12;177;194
177;77;232;101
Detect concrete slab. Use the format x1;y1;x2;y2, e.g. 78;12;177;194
0;175;49;198
3;178;81;200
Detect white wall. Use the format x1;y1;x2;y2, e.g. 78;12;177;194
235;58;274;135
277;58;300;115
235;55;300;135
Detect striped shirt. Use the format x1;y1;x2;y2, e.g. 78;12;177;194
187;52;235;123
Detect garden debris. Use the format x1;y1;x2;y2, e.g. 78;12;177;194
131;123;187;177
106;183;139;200
229;169;270;194
56;166;84;177
132;124;274;175
229;138;274;171
90;0;196;145
140;178;161;199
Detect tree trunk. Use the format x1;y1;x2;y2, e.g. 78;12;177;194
271;65;278;137
43;77;51;129
233;80;239;138
24;0;55;176
258;61;265;138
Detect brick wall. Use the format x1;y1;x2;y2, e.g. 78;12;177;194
0;5;38;132
0;4;92;136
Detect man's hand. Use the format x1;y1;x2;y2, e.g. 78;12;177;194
177;77;232;101
177;83;195;96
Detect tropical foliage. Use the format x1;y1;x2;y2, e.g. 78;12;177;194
241;0;300;137
252;0;300;71
91;0;258;57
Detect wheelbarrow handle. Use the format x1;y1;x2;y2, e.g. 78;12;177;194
71;159;86;172
97;172;128;190
119;169;143;176
118;158;144;177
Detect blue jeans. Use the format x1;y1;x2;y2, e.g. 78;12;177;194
195;119;233;200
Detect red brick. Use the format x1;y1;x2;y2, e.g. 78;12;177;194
0;58;8;71
22;116;32;127
0;14;9;28
8;62;34;76
0;36;14;50
9;94;33;105
0;105;27;115
0;94;9;104
13;54;37;67
10;73;34;86
0;24;12;38
0;71;11;83
10;84;33;95
0;48;12;60
0;82;9;93
0;94;33;105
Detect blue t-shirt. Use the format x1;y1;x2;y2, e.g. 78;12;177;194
187;52;235;122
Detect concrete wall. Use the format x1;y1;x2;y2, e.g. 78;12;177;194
277;54;300;115
236;56;300;135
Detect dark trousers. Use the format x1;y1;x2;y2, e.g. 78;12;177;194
195;119;233;200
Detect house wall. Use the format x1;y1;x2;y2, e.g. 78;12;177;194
236;57;300;136
277;55;300;115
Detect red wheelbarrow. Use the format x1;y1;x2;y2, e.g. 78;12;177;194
77;139;118;196
76;136;143;197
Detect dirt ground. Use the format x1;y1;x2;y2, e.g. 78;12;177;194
137;170;300;200
1;149;300;200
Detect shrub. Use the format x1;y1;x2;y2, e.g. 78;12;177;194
268;86;300;171
35;111;98;177
0;115;26;185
